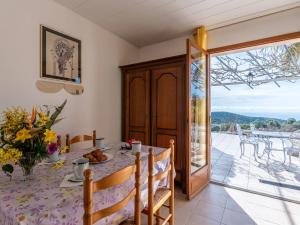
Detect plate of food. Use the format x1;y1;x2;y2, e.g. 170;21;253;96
83;149;113;164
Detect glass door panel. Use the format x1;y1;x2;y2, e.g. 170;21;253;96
186;39;211;199
190;46;207;174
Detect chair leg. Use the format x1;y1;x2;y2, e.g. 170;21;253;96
253;144;258;162
283;149;286;164
267;150;271;166
169;194;174;225
240;142;243;158
148;211;153;225
156;208;160;225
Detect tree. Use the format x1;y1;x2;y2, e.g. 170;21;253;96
267;120;281;129
287;118;296;124
220;123;230;131
255;121;267;129
292;121;300;130
211;125;220;132
240;124;250;130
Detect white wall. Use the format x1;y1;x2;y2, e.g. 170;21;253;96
0;0;139;143
138;7;300;62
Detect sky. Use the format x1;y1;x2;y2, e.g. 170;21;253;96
212;80;300;120
211;41;300;120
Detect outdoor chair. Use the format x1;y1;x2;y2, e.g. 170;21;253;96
263;145;286;167
236;124;259;161
250;123;273;150
282;130;300;169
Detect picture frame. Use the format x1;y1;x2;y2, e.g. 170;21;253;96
40;25;81;83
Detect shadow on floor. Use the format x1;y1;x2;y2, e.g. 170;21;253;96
166;184;300;225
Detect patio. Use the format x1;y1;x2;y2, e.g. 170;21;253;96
211;132;300;203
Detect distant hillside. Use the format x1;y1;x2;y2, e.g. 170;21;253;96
212;112;285;124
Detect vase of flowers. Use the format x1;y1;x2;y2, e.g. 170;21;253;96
0;100;67;180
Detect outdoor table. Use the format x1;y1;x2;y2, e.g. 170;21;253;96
250;131;300;164
0;144;169;225
252;130;296;139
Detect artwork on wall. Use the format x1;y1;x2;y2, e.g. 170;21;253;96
40;25;81;83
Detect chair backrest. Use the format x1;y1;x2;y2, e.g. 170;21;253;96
66;130;96;148
236;124;244;140
148;140;174;208
290;130;300;149
83;152;141;225
250;123;256;133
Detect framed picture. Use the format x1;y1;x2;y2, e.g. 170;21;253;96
40;26;81;83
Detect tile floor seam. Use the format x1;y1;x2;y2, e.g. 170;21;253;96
219;201;227;225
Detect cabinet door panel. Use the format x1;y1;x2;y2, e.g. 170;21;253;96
129;77;146;127
151;64;184;180
156;74;177;130
124;70;150;145
129;131;145;144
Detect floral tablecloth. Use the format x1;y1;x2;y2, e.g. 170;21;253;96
0;144;168;225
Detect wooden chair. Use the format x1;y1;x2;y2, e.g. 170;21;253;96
66;130;96;149
83;152;141;225
143;139;175;225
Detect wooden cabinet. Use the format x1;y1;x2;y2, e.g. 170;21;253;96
121;56;186;185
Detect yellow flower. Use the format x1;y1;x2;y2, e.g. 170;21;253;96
51;160;65;169
35;111;49;127
39;112;49;122
44;129;56;143
1;107;29;142
0;148;22;165
15;128;32;143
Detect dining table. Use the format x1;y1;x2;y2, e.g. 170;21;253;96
0;144;170;225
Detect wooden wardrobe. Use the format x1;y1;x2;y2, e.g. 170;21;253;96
120;55;186;185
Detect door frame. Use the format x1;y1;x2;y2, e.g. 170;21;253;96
208;31;300;55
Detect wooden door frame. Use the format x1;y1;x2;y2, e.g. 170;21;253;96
185;39;211;199
208;31;300;55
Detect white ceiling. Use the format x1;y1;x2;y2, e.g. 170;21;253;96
54;0;300;47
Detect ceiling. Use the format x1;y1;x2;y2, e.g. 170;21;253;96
53;0;300;47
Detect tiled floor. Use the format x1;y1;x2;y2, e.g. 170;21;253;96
211;132;300;202
142;184;300;225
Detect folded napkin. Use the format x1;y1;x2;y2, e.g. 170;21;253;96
60;174;83;188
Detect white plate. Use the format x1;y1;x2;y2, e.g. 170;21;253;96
68;174;84;182
89;153;113;164
84;145;113;152
101;145;113;151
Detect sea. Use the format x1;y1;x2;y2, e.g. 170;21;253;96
234;112;300;120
